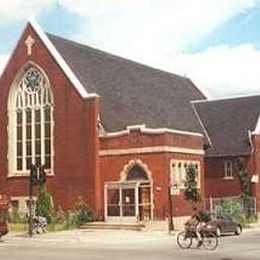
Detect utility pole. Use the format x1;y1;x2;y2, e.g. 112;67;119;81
28;165;36;237
168;186;174;233
28;164;46;237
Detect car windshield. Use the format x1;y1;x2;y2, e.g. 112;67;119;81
221;214;233;221
210;212;233;221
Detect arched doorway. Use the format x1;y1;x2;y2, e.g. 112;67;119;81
105;162;153;222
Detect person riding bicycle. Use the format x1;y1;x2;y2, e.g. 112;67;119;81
186;207;210;247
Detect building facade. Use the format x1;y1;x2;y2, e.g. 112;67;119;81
0;20;260;224
193;97;260;215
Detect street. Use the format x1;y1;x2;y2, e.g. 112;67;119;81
1;228;260;260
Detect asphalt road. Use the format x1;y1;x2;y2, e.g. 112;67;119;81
0;228;260;260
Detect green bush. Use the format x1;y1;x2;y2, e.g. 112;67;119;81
65;211;78;229
215;197;256;227
52;206;67;224
35;184;53;223
73;196;95;226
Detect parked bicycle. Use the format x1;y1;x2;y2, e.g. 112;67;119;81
33;216;47;234
26;214;47;234
177;222;219;250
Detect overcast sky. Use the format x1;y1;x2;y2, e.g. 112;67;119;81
1;0;260;98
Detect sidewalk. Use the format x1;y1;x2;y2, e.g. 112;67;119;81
5;227;175;247
5;220;260;246
249;221;260;229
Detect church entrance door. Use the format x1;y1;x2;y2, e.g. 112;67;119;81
104;180;152;222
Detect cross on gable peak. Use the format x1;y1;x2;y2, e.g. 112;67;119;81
25;35;35;56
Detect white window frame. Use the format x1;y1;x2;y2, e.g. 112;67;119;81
170;160;201;190
223;160;233;179
8;63;54;177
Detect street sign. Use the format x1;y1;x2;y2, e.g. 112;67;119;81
30;164;46;185
170;183;180;196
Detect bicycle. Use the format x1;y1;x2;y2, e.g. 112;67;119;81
177;222;219;250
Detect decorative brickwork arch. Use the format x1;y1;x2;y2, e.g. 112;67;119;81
105;159;153;222
120;159;152;181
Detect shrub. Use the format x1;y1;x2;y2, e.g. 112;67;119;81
73;197;95;226
65;211;78;229
52;206;67;224
215;197;256;227
35;184;53;223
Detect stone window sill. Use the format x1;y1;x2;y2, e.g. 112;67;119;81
7;170;54;178
222;176;234;180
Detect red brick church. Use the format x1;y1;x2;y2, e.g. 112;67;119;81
0;20;260;224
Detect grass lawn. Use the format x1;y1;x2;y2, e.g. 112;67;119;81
8;223;28;233
8;223;76;233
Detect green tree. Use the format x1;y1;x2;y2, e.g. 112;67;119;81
35;184;53;223
184;164;201;203
236;157;253;218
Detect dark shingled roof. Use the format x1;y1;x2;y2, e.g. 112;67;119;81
47;33;206;133
193;95;260;157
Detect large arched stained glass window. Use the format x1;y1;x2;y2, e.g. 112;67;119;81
9;66;54;174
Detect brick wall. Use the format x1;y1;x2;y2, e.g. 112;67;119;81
100;128;205;219
204;157;243;198
250;134;260;212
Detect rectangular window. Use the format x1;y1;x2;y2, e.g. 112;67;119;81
17;126;22;140
44;108;52;169
44;108;51;121
170;160;201;191
17;158;23;171
26;157;32;169
35;109;41;123
224;160;233;178
26;110;31;123
17;112;23;125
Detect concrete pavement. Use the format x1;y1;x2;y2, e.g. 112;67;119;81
1;222;260;260
5;220;260;246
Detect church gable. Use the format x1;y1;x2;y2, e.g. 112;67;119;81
0;19;98;103
0;20;101;209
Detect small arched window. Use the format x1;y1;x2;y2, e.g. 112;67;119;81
8;65;54;175
126;165;149;181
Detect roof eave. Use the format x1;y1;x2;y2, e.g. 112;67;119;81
191;102;212;146
205;152;251;158
252;113;260;135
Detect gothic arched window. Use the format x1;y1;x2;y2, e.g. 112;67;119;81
8;66;54;175
126;165;148;181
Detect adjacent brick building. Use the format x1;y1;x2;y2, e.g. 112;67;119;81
193;96;260;214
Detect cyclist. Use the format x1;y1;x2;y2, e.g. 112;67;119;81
186;207;209;247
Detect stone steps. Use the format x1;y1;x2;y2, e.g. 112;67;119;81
79;222;145;231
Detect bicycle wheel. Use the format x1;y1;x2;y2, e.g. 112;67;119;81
177;231;192;249
202;233;218;250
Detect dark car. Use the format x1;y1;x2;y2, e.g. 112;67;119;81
208;212;242;237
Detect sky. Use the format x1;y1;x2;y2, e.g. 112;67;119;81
1;0;260;98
